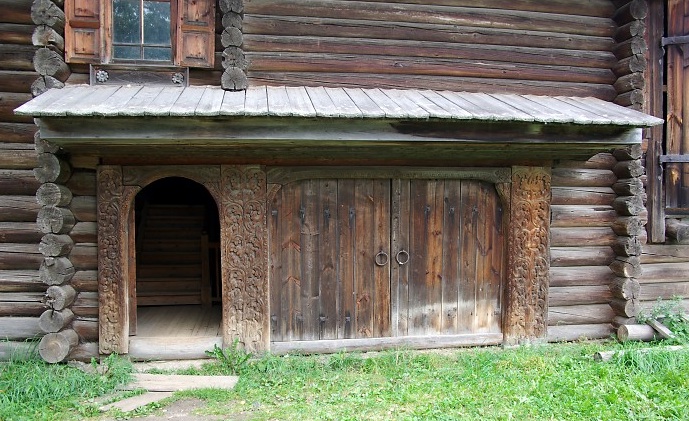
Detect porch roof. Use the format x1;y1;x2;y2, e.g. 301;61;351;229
16;84;662;127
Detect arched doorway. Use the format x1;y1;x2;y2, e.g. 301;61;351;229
131;177;222;343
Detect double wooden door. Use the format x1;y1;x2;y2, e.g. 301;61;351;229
269;177;505;342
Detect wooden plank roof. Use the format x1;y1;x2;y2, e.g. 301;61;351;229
15;85;663;127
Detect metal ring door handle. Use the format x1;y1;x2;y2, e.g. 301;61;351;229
375;251;389;266
396;249;410;265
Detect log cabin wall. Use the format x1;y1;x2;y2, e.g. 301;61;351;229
0;0;42;359
242;0;619;99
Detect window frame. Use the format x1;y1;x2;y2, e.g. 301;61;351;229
65;0;215;68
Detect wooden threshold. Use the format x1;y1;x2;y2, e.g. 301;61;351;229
271;333;504;355
128;336;222;361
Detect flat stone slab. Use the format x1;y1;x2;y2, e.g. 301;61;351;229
121;373;239;392
100;391;173;412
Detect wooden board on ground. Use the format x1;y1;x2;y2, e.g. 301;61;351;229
121;373;239;392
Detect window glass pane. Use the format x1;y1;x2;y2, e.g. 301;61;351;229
114;45;141;60
113;0;141;44
143;47;172;61
144;2;171;45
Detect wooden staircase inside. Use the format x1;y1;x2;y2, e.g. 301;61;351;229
136;204;211;307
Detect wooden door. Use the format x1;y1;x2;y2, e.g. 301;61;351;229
269;177;504;343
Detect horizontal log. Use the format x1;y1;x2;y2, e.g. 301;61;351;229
39;233;73;257
221;27;243;48
615;89;643;108
549;285;612;306
33;47;70;81
610;277;640;300
34;132;59;154
244;2;616;37
39;256;75;285
617;324;656;342
0;70;36;93
551;247;615;267
0;222;43;243
609;256;642;278
67;341;98;361
548;304;615;326
612;37;647;60
614;72;645;94
72;291;98;317
39;329;78;363
0;146;36;170
612;144;643;161
72;318;98;341
639;261;689;283
0;340;39;361
243;35;617;70
610;298;639;317
45;284;76;310
219;0;243;13
612;196;645;216
222;47;248;70
612;178;644;196
268;333;503;356
1;0;35;24
31;75;65;97
551;168;616;187
31;0;65;27
66;171;97;196
550;265;614;287
613;160;644;178
37;206;75;234
550;205;617;228
0;122;36;144
39;308;74;332
247;53;616;85
221;68;249;91
641;245;689;264
639;282;689;301
611;216;646;236
70;196;96;222
0;249;42;270
0;44;36;71
34;153;72;184
222;11;243;29
612;54;646;77
611;236;643;257
71;270;97;292
0;92;33;124
0;316;42;340
69;155;100;170
37;183;72;207
0;270;42;292
551;227;617;247
247;72;618;100
32;24;64;50
547;323;614;342
551;187;615;206
0;195;39;223
613;0;648;24
70;222;97;243
615;20;646;42
666;219;689;244
0;299;45;316
69;244;97;270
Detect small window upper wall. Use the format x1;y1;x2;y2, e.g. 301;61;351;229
64;0;215;68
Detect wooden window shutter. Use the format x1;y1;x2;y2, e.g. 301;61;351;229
64;0;102;63
175;0;216;68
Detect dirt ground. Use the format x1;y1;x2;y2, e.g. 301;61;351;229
100;397;252;421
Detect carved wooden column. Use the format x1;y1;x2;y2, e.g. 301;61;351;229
503;166;551;345
97;165;138;354
220;165;269;352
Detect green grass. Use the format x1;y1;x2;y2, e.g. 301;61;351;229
2;341;689;420
0;353;132;421
177;341;689;421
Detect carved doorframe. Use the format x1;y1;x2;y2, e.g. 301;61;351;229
97;165;269;355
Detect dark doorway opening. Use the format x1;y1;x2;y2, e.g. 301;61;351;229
132;177;221;338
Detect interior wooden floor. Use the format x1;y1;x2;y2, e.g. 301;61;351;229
135;305;222;337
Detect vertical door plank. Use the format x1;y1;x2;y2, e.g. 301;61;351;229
408;180;429;336
318;179;338;340
300;180;320;340
427;180;444;334
459;181;479;333
268;185;283;341
338;180;355;339
373;179;391;337
441;180;461;334
487;183;505;333
391;179;410;336
284;182;303;341
354;180;374;338
475;182;493;333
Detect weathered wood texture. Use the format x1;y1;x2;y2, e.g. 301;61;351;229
269;177;503;343
243;0;617;98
